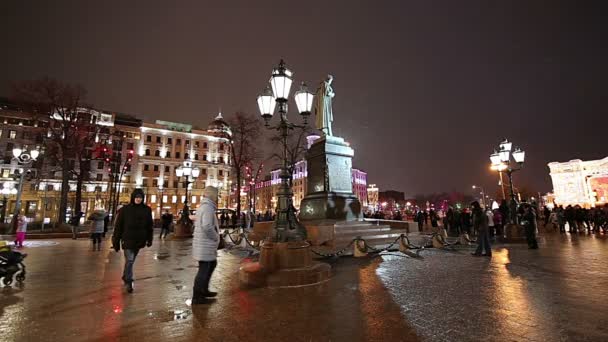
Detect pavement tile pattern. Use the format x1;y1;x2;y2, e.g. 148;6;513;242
1;231;607;341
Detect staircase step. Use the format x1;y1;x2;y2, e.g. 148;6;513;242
335;226;392;235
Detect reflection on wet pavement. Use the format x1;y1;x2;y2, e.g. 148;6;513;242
0;232;607;341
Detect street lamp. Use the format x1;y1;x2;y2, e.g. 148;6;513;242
256;59;313;242
174;160;200;223
472;185;487;209
489;139;525;224
10;147;41;231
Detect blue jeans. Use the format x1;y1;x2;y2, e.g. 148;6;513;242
475;229;492;255
194;260;217;294
122;249;140;283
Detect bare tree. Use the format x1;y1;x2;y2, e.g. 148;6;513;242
227;112;262;216
11;77;97;224
270;125;312;187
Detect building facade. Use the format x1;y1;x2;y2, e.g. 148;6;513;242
548;157;608;208
1;99;232;223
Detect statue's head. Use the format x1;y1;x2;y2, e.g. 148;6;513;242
327;74;334;83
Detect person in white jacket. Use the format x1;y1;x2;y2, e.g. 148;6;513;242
191;186;220;304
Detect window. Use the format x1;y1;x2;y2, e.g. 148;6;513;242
166;151;171;158
150;195;157;203
127;142;134;150
6;142;13;152
153;179;158;187
126;164;132;171
203;142;208;149
142;179;148;187
194;154;199;160
194;141;199;148
96;174;103;181
164;166;170;172
202;168;207;175
2;169;10;177
168;137;172;144
9;130;17;139
219;170;223;176
155;150;160;157
146;135;152;142
97;161;104;170
176;139;181;145
173;181;178;189
153;165;159;172
145;149;150;156
175;152;180;159
219;143;224;151
185;140;190;146
172;195;177;203
203;155;207;161
156;136;161;143
184;153;189;160
144;164;149;171
219;156;224;163
163;195;168;203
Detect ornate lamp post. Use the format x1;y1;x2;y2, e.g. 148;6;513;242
490;139;525;224
256;59;314;242
175;160;200;223
10;147;40;231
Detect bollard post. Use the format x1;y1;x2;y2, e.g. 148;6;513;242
432;234;445;249
398;235;410;253
353;238;367;257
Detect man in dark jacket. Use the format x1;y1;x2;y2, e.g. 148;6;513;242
160;210;173;239
521;203;539;249
112;189;153;293
471;201;491;257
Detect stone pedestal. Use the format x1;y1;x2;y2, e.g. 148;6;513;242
299;136;362;222
173;221;193;239
239;240;331;288
501;223;526;243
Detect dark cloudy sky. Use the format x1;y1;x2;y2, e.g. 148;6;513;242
1;1;606;197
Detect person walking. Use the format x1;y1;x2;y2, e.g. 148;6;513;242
556;206;566;233
486;209;495;240
88;208;107;251
472;202;491;257
70;211;83;240
191;186;220;305
15;214;27;248
521;203;539;249
112;189;153;293
160;210;173;239
416;211;424;232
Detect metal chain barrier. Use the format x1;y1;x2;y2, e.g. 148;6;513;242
309;239;356;257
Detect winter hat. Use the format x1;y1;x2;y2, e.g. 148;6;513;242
130;188;146;204
203;186;219;202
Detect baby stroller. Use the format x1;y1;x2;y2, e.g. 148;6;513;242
0;241;27;286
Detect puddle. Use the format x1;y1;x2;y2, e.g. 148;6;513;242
154;253;170;260
148;309;190;322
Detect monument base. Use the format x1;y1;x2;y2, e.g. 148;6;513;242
300;193;362;222
239;240;331;288
172;222;193;239
500;223;527;243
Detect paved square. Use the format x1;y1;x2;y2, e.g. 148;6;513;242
1;232;607;341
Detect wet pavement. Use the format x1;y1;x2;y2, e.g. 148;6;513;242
1;231;608;341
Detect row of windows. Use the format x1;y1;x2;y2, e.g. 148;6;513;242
145;135;225;151
143;149;228;163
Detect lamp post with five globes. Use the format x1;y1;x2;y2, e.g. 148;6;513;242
490;139;525;224
256;59;314;242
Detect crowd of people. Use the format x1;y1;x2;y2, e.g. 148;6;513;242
543;204;608;234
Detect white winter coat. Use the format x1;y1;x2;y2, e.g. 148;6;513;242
192;197;220;261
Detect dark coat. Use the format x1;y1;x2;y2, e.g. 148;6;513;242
112;189;153;250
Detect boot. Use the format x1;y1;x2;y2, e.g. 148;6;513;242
92;242;97;251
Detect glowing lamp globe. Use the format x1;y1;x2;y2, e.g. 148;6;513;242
499;139;512;152
30;149;40;160
192;167;201;178
270;59;293;101
490;152;501;165
257;86;276;120
12;148;23;158
512;148;525;163
175;167;184;178
294;82;314;116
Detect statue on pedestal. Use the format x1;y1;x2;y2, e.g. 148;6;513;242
314;75;335;136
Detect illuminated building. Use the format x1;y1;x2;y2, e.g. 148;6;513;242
548;157;608;208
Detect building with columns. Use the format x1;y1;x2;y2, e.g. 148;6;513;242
1;97;232;223
548;157;608;208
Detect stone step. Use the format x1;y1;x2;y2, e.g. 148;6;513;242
334;226;393;235
334;232;407;245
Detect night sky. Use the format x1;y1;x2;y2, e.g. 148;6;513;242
1;1;606;197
